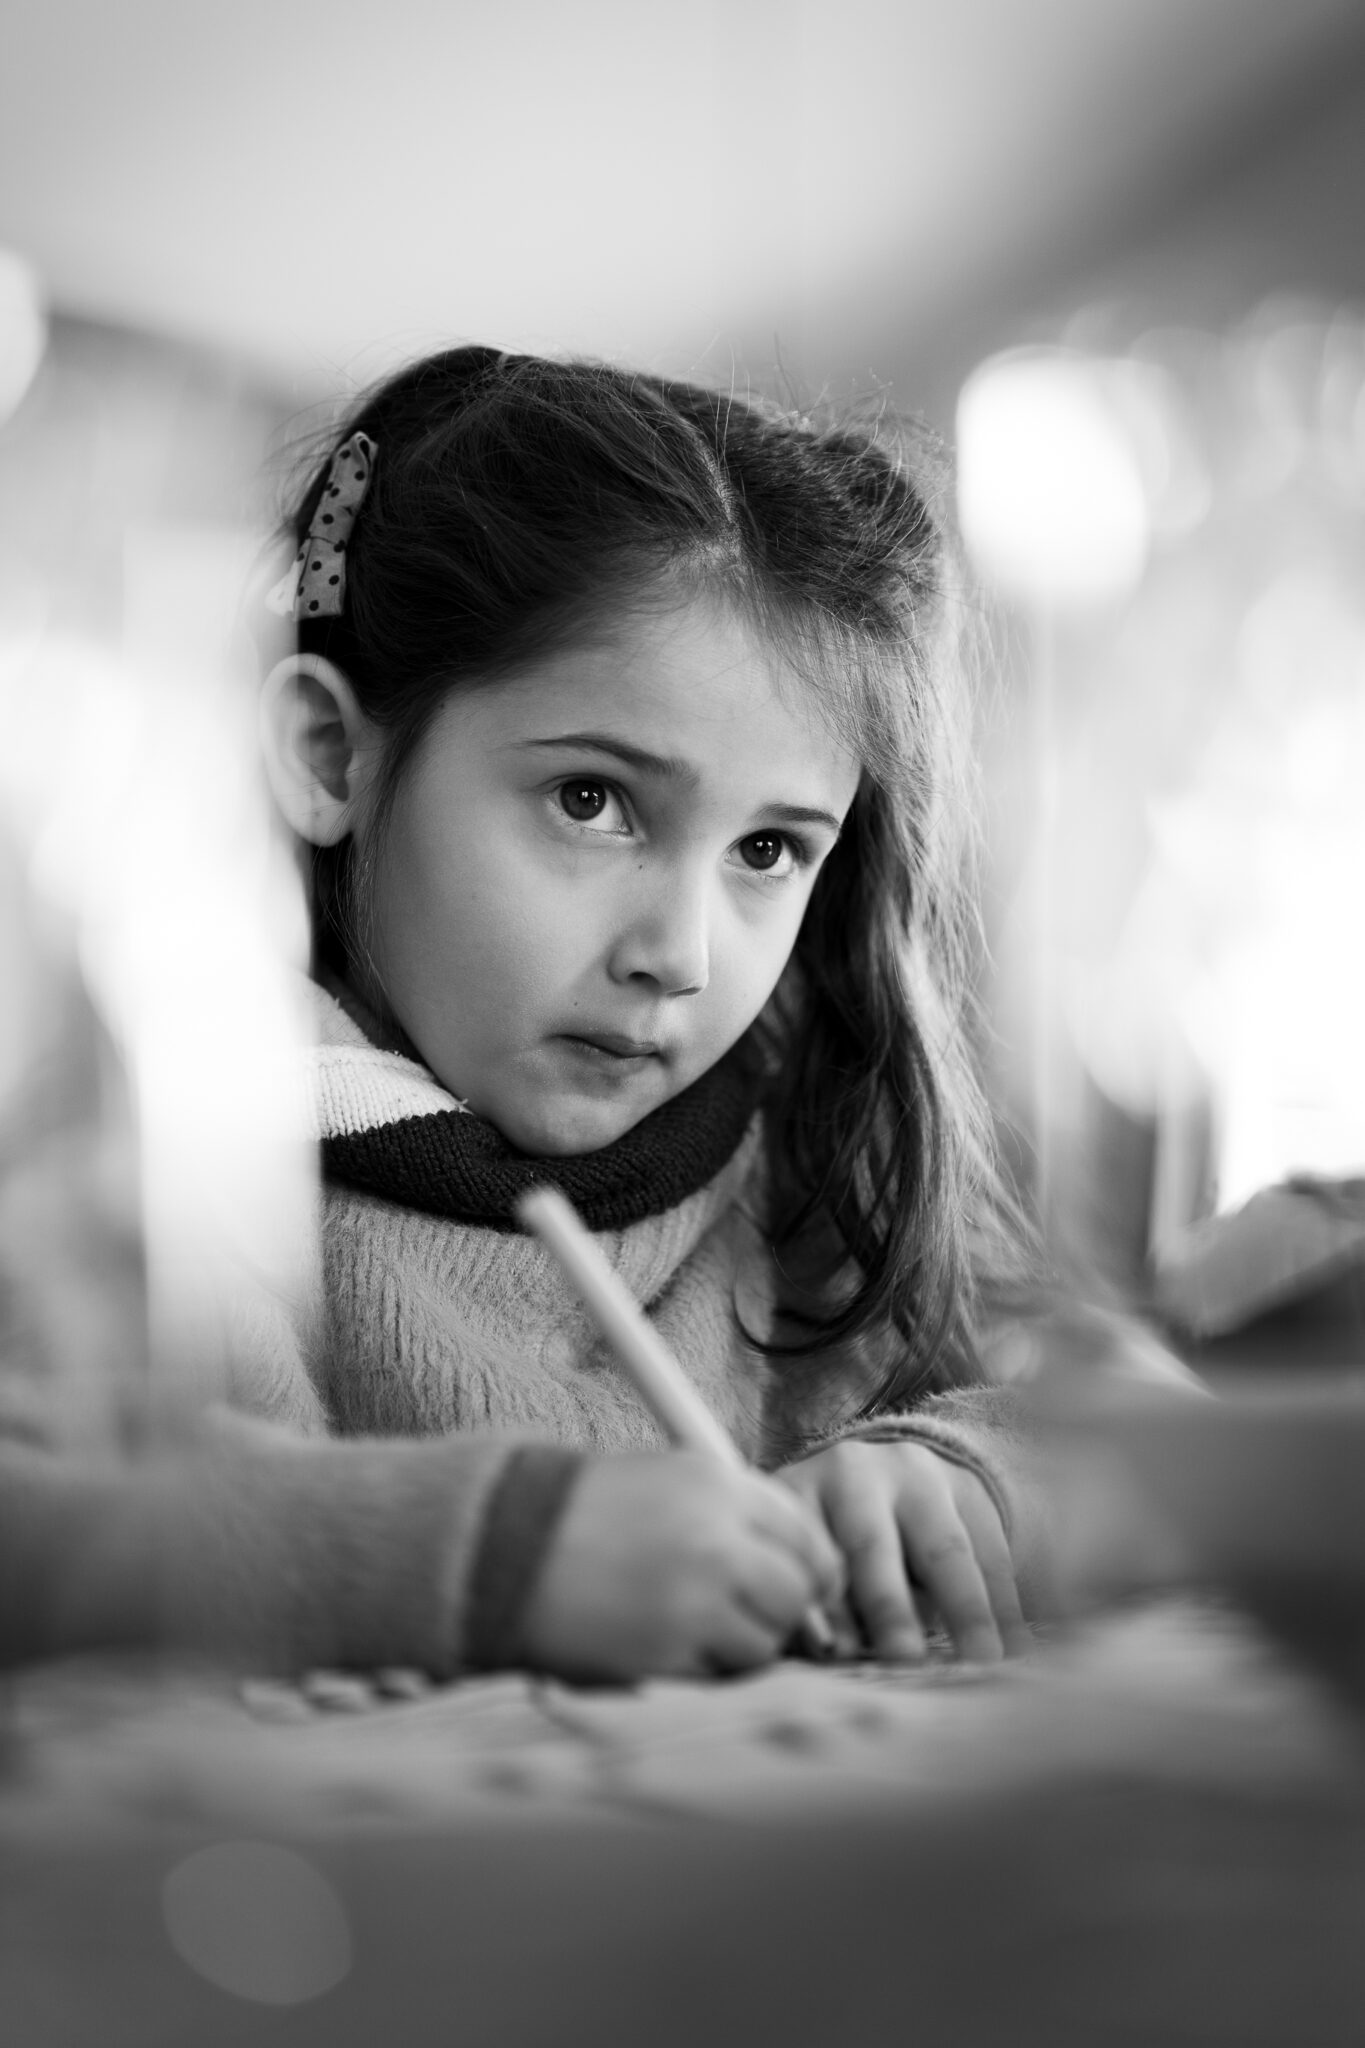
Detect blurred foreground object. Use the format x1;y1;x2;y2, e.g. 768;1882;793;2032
0;247;45;423
0;580;317;1417
0;627;503;1676
1154;1176;1365;1341
1035;1378;1365;1709
0;298;500;1676
0;245;316;1433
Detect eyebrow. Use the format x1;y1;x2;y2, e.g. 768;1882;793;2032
518;730;845;836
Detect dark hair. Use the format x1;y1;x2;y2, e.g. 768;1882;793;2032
278;346;1032;1423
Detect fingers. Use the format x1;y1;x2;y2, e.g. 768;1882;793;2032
826;1596;863;1662
823;1479;927;1663
700;1607;791;1677
732;1543;830;1643
896;1478;1004;1664
748;1475;845;1607
955;1481;1031;1658
781;1443;1027;1665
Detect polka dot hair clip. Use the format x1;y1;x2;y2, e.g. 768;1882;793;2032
266;431;377;620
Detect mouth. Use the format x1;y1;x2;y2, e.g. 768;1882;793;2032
558;1031;664;1062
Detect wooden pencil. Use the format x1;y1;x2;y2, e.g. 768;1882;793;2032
516;1184;836;1660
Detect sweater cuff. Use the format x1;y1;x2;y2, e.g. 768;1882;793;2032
838;1413;1015;1544
463;1445;585;1670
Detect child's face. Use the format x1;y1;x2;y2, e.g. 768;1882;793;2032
362;594;860;1155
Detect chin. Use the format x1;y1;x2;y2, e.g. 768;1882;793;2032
499;1096;647;1159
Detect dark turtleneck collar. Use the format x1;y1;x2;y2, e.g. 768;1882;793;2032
315;979;767;1233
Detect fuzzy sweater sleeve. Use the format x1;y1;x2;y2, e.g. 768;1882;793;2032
0;1409;583;1677
208;1229;588;1674
834;1386;1049;1601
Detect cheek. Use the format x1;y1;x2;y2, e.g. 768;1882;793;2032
715;893;807;1019
376;805;597;1003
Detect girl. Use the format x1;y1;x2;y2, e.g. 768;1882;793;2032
246;345;1052;1684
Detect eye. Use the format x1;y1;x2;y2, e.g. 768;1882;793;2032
736;831;797;877
553;779;630;835
559;780;608;821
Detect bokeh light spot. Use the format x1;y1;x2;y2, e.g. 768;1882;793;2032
957;346;1152;608
161;1841;352;2006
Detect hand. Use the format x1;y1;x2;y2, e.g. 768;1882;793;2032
520;1450;845;1684
777;1440;1029;1664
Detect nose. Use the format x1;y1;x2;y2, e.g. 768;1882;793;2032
606;861;710;997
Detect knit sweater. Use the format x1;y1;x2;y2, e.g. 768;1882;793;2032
3;971;1062;1679
223;982;1045;1673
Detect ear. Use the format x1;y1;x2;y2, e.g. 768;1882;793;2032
259;654;379;846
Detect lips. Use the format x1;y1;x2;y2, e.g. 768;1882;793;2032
561;1031;663;1059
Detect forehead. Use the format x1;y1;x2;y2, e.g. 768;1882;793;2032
434;596;862;807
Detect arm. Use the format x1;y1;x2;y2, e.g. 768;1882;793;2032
0;1410;552;1676
0;1403;843;1685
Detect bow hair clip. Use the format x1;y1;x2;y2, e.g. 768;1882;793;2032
266;431;377;620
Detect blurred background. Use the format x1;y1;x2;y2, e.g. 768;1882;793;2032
3;0;1365;1391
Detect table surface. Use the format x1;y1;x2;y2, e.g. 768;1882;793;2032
5;1600;1365;2048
